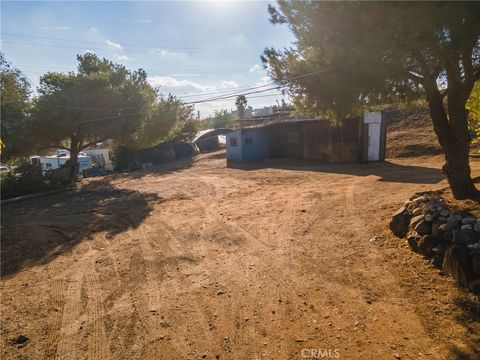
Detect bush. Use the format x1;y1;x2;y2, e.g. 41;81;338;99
1;162;47;199
112;143;179;171
112;145;139;172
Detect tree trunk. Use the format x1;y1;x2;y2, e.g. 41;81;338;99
425;87;479;200
443;138;479;200
65;148;79;179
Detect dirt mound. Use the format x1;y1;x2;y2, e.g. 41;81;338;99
385;104;443;158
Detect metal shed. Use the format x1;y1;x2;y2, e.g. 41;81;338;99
226;112;386;165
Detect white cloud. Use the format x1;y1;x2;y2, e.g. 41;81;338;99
122;19;152;24
105;40;122;50
114;54;131;61
221;80;239;89
249;64;262;72
148;76;216;92
255;76;272;87
148;49;187;58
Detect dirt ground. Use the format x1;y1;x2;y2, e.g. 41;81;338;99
2;152;480;360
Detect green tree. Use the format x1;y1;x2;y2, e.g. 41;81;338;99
198;109;237;130
264;1;480;199
133;94;190;148
0;53;31;162
235;95;248;120
467;81;480;149
29;53;159;177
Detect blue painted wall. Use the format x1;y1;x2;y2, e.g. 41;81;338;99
241;128;271;161
226;131;242;161
226;128;271;162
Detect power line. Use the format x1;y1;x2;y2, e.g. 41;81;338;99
16;63;259;74
27;59;406;120
2;32;266;51
2;39;263;54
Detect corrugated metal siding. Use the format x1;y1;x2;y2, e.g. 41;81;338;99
227;118;366;164
241;128;272;161
303;119;362;163
226;131;242;161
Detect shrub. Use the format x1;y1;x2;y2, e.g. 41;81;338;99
1;162;46;199
112;145;139;172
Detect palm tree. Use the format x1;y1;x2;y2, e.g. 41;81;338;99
235;95;247;120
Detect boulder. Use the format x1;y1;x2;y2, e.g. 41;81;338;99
407;235;420;252
448;214;463;223
432;221;444;236
474;220;480;233
430;255;443;268
412;207;423;216
461;224;473;231
411;195;428;205
424;214;434;222
443;219;461;233
422;207;432;216
410;215;425;228
414;220;432;236
417;235;443;258
472;253;480;277
453;230;478;245
462;217;476;225
468;279;480;295
442;245;474;287
389;207;411;238
440;210;450;217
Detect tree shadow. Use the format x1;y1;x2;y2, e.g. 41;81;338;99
114;155;195;180
228;159;444;184
393;143;444;157
1;180;162;277
448;295;480;359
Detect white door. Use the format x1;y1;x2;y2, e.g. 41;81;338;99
368;122;381;161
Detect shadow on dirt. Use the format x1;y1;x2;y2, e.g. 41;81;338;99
1;180;162;277
113;156;195;181
449;296;480;359
391;143;444;158
228;159;444;184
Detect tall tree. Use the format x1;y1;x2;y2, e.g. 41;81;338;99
263;1;480;199
235;95;248;120
467;81;480;151
29;53;157;177
198;109;237;130
0;53;31;162
133;94;196;147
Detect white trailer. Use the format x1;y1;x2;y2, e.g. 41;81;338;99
30;154;93;173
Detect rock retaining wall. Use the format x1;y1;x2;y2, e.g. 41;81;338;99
390;193;480;294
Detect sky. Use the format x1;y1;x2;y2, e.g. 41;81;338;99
1;1;295;117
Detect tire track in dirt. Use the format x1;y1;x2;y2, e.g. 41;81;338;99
55;269;84;360
152;218;216;358
84;264;109;360
43;278;65;359
136;224;171;359
103;252;144;311
181;174;317;355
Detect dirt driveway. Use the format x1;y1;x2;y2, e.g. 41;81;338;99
2;153;479;360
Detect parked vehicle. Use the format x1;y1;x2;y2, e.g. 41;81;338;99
30;153;93;175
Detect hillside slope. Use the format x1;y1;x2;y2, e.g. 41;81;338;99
385;105;443;158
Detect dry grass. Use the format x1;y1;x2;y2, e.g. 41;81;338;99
385;104;443;158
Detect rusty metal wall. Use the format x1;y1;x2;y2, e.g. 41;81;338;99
302;118;362;163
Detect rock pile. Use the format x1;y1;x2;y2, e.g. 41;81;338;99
389;193;480;294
